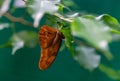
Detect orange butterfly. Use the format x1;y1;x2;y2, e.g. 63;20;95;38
38;25;63;70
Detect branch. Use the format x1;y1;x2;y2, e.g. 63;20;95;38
3;12;33;27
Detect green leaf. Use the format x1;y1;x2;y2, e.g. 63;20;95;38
26;0;60;27
99;64;120;80
1;31;38;55
96;14;120;31
75;46;101;71
110;29;120;34
71;16;113;59
96;14;120;41
60;27;74;57
17;31;38;48
58;3;64;13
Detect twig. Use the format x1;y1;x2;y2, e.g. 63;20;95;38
3;12;33;27
54;13;73;22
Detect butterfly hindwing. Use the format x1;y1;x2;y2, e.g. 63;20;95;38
38;25;62;70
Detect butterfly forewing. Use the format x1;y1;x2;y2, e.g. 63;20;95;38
39;25;57;48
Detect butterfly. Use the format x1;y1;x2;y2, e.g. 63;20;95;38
38;25;64;70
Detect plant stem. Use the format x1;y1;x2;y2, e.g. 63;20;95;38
3;12;33;27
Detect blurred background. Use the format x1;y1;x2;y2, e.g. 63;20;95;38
0;0;120;81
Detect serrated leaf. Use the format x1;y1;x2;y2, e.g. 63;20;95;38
71;16;113;59
0;0;11;17
99;64;120;80
17;31;38;48
74;46;101;71
60;27;74;57
26;0;60;27
11;35;24;55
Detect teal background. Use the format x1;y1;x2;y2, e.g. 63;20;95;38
0;0;120;81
